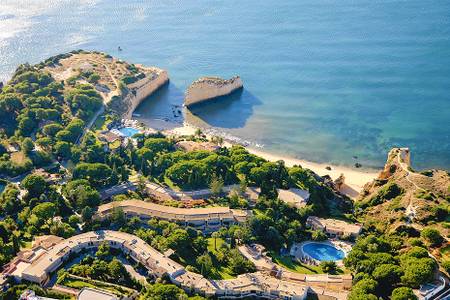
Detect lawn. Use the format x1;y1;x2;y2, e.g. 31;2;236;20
60;276;133;297
269;252;349;275
173;237;235;280
269;252;323;274
208;237;226;253
92;114;113;131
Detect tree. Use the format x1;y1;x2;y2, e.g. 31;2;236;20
141;283;189;300
32;202;55;219
372;263;402;290
21;138;34;154
96;242;110;259
227;249;256;275
35;137;52;150
209;174;224;196
111;207;126;226
21;174;47;197
320;261;337;274
401;258;435;288
196;253;213;277
166;229;190;250
348;278;378;300
443;260;450;274
42;123;63;137
81;206;93;222
68;215;81;227
391;287;417;300
195;128;202;138
421;227;443;246
73;163;113;187
64;179;100;209
311;230;327;241
211;232;219;251
54;141;71;159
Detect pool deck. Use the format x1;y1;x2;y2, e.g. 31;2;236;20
290;240;352;267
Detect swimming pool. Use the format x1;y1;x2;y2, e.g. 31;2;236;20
302;242;345;261
118;127;140;137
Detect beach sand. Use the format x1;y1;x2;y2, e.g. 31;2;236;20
155;122;380;198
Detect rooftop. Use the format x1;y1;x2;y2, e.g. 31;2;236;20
277;188;310;208
307;216;362;235
21;231;184;281
77;287;118;300
97;200;247;220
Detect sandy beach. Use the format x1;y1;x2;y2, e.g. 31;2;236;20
156;122;380;198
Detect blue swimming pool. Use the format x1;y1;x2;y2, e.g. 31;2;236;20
302;242;345;261
118;127;140;137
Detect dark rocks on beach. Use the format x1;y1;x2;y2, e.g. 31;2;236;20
325;166;332;171
354;162;362;168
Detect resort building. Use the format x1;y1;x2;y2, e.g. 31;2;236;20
2;231;321;300
96;200;249;232
173;271;309;300
1;231;184;286
246;187;310;208
277;188;310;208
306;216;362;238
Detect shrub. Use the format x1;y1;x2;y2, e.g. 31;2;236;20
391;287;417;300
421;227;443;246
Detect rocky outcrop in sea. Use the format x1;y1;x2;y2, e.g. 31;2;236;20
184;76;243;107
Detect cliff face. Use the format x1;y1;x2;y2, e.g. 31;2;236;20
184;76;243;107
357;147;449;236
123;67;169;118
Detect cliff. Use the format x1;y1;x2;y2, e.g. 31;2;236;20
357;147;449;236
184;76;243;107
122;67;169;118
42;50;169;118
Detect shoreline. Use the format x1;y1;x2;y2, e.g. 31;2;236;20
137;119;380;198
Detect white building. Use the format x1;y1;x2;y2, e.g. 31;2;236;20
306;216;362;238
96;200;249;232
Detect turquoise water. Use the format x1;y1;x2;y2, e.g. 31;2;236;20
302;242;345;261
118;127;140;137
1;1;449;170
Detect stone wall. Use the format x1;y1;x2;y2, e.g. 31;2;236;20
123;68;169;118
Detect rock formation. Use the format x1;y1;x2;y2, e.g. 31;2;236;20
184;76;243;107
123;67;169;118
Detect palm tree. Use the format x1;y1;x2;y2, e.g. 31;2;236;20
212;232;219;251
195;128;202;138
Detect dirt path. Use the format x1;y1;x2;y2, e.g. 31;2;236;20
396;151;425;224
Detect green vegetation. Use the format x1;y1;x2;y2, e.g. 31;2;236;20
1;51;446;299
269;252;323;274
345;235;436;299
140;283;205;300
358;182;404;208
420;227;444;247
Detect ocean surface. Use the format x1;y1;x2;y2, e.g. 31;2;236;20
1;0;449;170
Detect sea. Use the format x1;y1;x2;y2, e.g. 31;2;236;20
1;0;449;170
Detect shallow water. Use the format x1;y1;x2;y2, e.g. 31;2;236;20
1;0;449;170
